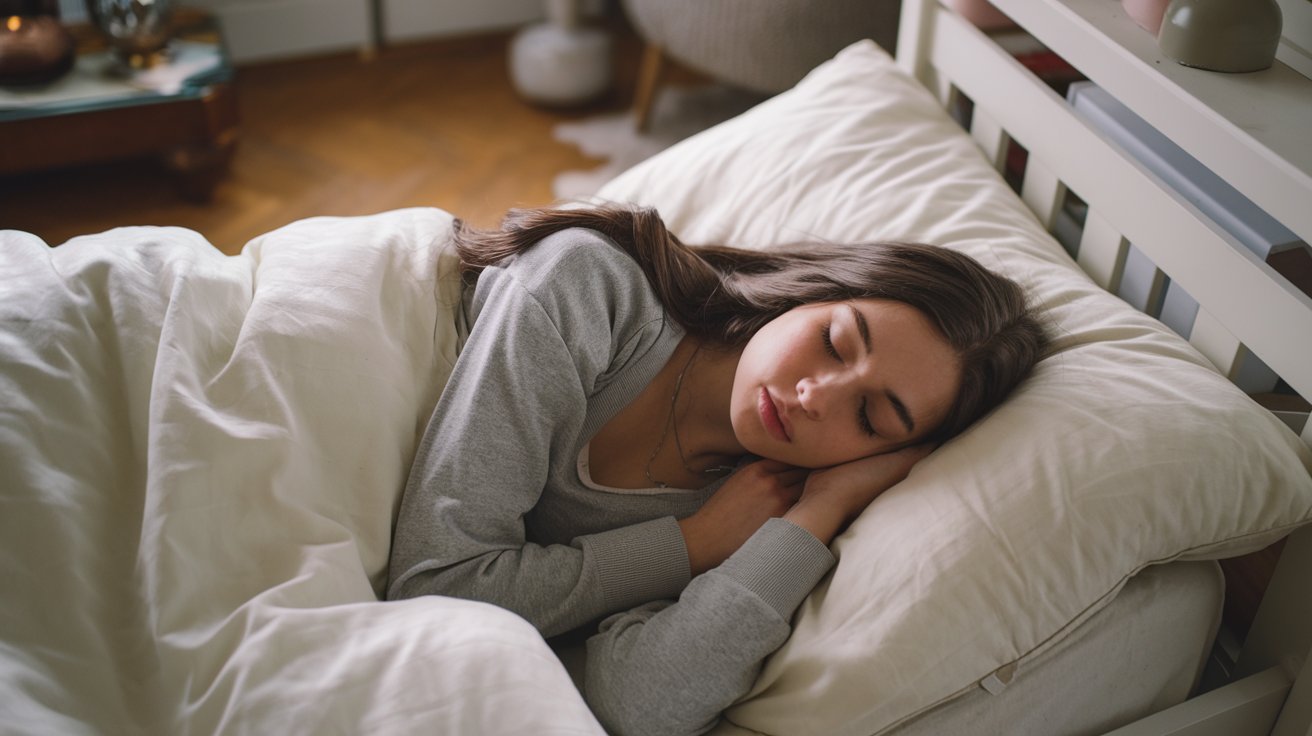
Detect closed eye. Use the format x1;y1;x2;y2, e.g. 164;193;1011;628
858;397;878;437
821;323;841;361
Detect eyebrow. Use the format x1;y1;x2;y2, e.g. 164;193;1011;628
847;303;916;435
847;303;871;352
886;390;916;435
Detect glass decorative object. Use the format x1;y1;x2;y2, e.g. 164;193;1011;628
86;0;174;69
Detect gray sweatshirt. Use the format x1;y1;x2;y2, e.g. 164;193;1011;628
386;228;836;736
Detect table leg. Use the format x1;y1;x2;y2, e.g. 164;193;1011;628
163;82;240;202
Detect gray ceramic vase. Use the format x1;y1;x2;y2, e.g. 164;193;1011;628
1158;0;1283;73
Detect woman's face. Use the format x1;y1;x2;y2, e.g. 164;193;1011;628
730;299;963;468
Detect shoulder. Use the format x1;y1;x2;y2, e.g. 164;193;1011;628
467;226;681;389
506;227;646;293
481;227;659;322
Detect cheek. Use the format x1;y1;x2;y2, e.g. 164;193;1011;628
728;386;751;438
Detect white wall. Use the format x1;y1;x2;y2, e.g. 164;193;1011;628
381;0;606;44
188;0;373;64
62;0;371;63
382;0;540;43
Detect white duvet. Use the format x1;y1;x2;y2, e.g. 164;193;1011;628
0;209;603;735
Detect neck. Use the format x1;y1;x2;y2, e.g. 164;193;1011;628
673;338;747;469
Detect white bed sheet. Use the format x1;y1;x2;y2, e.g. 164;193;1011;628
0;210;604;735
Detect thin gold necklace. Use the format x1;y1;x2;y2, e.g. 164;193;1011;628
644;345;735;488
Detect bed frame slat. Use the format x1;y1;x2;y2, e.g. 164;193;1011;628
895;0;935;82
1188;308;1242;378
1240;527;1312;676
969;107;1009;172
1141;264;1168;319
1272;643;1312;736
935;76;958;108
1100;666;1289;736
1020;159;1066;231
1075;209;1128;292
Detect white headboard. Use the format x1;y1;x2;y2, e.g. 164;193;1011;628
894;1;1312;734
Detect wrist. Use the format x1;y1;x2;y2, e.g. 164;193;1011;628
782;500;845;546
677;516;713;576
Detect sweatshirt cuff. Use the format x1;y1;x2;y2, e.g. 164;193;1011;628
577;516;691;612
715;518;836;621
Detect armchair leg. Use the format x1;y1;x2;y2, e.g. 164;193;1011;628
633;42;665;133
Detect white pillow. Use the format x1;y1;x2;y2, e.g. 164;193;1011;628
595;41;1312;735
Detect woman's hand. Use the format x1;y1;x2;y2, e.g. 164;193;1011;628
678;459;808;576
784;444;934;546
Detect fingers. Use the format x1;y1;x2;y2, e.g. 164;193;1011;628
864;444;936;476
896;443;936;464
870;445;933;479
881;442;936;458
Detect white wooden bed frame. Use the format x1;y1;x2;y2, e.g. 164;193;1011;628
895;1;1312;734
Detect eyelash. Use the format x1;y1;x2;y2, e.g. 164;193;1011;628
858;398;878;437
820;324;840;360
821;323;879;437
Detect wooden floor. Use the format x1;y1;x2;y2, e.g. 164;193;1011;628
1;16;662;255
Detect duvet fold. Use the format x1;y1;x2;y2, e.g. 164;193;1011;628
0;210;603;735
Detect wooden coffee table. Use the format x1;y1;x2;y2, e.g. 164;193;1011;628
0;8;237;201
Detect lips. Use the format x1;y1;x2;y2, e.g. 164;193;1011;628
758;387;792;443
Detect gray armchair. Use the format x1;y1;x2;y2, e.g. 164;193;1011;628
622;0;902;129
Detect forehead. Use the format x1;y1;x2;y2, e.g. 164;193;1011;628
799;298;936;332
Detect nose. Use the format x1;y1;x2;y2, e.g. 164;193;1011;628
795;373;847;420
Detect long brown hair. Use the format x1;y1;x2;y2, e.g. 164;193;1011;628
454;203;1048;442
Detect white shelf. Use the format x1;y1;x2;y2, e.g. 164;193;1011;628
986;0;1312;247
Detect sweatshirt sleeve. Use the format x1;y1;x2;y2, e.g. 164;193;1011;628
583;518;836;736
385;231;689;638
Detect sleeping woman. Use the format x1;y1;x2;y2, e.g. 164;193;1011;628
385;203;1047;735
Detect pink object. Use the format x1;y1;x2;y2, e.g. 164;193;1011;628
946;0;1016;30
1121;0;1172;35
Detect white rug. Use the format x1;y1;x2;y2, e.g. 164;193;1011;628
552;83;767;200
